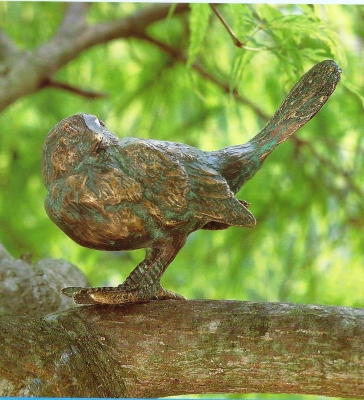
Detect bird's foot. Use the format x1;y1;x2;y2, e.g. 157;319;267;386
61;284;186;305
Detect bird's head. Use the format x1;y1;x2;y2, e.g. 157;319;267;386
42;113;119;187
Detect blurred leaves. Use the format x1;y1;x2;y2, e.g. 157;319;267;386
187;3;212;68
0;2;363;363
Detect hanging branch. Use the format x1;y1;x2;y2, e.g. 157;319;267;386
41;78;108;99
209;3;245;48
209;3;264;52
136;33;269;121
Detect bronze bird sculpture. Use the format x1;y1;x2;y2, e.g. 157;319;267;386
42;60;341;305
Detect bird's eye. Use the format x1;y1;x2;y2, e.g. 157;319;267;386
94;140;104;154
84;114;106;133
94;117;106;128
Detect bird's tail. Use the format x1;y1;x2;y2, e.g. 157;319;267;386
214;60;342;193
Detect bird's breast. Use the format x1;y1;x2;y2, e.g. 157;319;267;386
44;166;153;250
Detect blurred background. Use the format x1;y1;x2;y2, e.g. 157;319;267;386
0;3;363;399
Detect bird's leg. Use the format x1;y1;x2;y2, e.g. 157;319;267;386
118;248;187;301
62;236;186;305
117;248;161;291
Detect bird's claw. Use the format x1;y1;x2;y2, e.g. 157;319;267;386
61;285;186;305
61;286;83;298
154;286;186;301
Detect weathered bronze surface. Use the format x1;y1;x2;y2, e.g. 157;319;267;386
42;60;341;305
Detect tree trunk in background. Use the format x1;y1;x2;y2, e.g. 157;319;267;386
0;243;88;318
1;299;364;398
0;3;189;112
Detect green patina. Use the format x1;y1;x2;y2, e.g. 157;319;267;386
42;60;341;305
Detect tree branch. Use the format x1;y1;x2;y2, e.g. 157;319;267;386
79;3;190;46
42;77;108;99
137;34;269;121
0;29;18;61
56;2;90;36
0;3;189;112
1;300;364;397
210;3;245;48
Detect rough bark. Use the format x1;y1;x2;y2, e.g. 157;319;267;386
1;299;364;398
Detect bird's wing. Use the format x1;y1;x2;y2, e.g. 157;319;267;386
186;163;256;228
119;138;255;228
118;139;190;214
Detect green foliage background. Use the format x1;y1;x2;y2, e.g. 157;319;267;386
0;3;363;399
